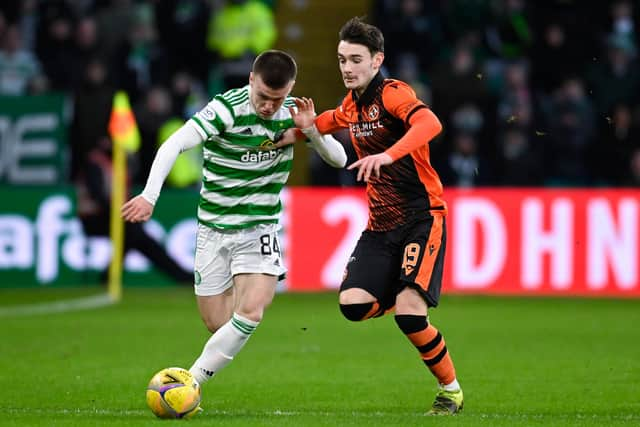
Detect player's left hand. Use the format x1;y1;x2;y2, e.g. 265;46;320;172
348;153;393;182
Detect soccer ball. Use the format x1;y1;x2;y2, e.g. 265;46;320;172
145;367;202;419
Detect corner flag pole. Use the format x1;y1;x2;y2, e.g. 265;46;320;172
107;91;140;302
108;135;125;302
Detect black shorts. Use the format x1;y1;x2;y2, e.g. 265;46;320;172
340;215;446;309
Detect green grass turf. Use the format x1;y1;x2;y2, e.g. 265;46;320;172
1;288;639;426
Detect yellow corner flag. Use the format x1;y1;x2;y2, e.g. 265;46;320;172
108;90;141;152
107;91;140;302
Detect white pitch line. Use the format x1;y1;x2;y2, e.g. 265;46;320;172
0;293;115;317
3;407;640;421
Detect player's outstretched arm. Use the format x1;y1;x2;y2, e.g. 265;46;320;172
121;122;203;223
289;97;347;168
305;130;347;168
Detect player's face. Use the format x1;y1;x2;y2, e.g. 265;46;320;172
249;73;295;119
337;41;384;95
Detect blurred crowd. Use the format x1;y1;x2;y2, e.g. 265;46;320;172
0;0;275;188
371;0;640;188
1;0;639;189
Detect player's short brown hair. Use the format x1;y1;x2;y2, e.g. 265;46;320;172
339;17;384;55
252;50;297;89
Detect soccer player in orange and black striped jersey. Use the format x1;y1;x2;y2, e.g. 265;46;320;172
314;17;464;415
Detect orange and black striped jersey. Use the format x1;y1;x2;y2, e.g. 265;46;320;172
316;73;447;231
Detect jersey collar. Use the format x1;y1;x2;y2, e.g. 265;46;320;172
352;72;385;107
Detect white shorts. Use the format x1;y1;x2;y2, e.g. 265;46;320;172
193;223;287;296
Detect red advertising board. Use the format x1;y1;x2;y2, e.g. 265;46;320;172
286;188;640;297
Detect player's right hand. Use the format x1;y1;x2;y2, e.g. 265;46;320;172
121;195;154;223
289;97;316;129
272;128;300;148
348;152;393;182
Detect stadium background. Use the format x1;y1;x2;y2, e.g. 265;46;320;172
1;1;639;426
1;0;638;296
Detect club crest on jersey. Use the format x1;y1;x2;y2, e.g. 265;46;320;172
259;140;275;150
258;129;285;151
367;104;380;120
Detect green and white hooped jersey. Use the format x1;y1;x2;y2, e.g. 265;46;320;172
190;85;296;230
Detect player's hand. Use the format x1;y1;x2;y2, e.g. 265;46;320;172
348;153;393;182
272;128;299;148
288;97;316;129
121;195;154;223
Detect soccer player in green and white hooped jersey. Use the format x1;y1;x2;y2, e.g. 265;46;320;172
192;84;295;230
122;50;346;405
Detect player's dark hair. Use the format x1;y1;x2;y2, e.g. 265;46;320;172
252;50;297;89
339;17;384;55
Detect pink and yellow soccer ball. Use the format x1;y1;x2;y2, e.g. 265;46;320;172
145;367;202;419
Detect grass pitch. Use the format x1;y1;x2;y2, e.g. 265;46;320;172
1;287;639;426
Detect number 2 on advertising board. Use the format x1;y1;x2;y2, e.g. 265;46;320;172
319;196;369;288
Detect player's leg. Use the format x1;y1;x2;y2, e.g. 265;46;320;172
339;287;379;319
189;224;285;384
190;274;276;384
339;230;399;321
229;223;284;324
189;290;235;382
196;286;235;333
395;288;462;414
392;216;463;415
233;272;277;322
188;224;236;383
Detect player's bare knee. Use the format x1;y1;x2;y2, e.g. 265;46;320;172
238;310;264;323
339;291;354;305
339;288;375;305
395;287;427;315
235;304;266;323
